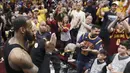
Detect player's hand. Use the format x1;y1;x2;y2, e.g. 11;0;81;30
45;33;57;53
50;33;57;47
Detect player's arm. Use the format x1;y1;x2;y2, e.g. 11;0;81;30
9;48;38;73
117;12;130;33
107;18;118;33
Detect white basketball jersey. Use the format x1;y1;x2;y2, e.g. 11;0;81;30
90;58;106;73
107;53;130;73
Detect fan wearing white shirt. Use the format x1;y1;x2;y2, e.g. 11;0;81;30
107;40;130;73
77;14;92;42
85;49;107;73
70;2;86;43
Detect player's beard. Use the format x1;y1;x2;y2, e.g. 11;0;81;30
24;31;35;42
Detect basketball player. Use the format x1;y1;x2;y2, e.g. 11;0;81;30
3;16;57;73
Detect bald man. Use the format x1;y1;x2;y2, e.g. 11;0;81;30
36;21;51;41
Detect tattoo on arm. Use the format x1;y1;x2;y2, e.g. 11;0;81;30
21;61;32;69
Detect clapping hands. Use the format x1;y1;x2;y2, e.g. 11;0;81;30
116;12;125;20
45;33;57;53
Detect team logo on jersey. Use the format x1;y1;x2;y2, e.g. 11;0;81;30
81;41;94;56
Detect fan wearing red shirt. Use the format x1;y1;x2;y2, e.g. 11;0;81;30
107;12;130;56
58;15;71;52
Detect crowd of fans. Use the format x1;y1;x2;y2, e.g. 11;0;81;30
0;0;130;73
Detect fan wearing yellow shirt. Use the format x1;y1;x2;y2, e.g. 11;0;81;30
96;0;110;19
38;4;47;23
96;0;110;25
32;8;40;30
112;0;128;15
0;2;3;9
112;1;123;13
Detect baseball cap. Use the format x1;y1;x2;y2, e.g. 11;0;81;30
112;1;119;6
